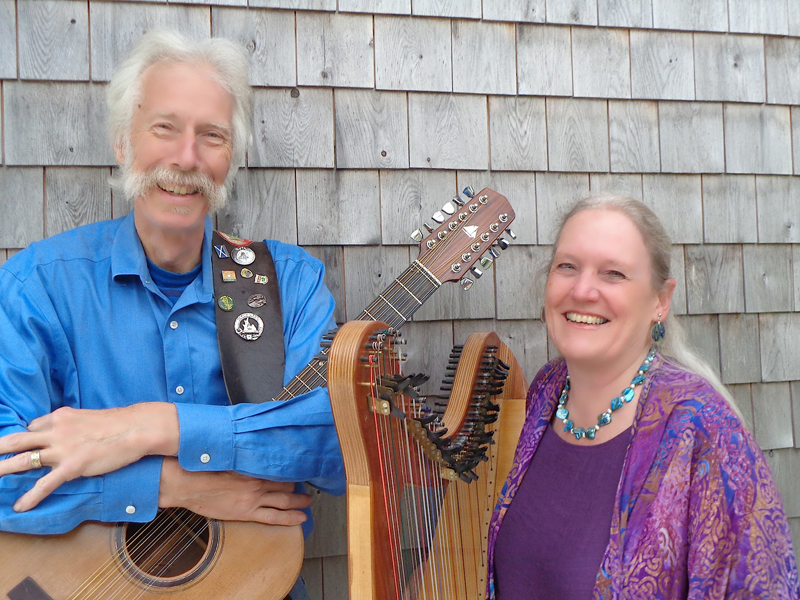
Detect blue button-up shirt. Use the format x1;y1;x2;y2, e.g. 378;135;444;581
0;212;344;534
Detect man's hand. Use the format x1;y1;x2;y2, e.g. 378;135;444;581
0;403;179;512
159;458;311;526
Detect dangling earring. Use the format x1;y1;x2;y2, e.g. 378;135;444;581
651;313;665;342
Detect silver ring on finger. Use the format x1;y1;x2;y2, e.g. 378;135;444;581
30;450;42;469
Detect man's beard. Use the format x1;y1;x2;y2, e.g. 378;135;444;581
121;158;229;214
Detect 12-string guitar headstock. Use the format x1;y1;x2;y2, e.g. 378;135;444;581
412;187;516;290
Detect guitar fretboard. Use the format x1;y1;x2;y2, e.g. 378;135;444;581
272;261;440;401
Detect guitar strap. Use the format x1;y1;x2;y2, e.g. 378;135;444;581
211;231;285;404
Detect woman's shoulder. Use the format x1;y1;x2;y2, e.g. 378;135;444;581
647;358;750;448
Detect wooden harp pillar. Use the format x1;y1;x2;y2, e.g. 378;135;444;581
328;321;527;600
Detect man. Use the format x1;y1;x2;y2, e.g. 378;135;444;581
0;30;343;599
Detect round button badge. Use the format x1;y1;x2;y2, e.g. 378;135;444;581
231;247;256;266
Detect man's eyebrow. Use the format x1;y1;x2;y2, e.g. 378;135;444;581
151;112;232;136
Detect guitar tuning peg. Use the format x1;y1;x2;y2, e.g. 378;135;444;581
489;247;500;259
410;229;424;243
462;186;475;198
470;266;483;278
496;238;510;250
423;222;435;233
441;202;456;215
480;256;493;269
459;277;474;291
505;227;516;240
452;195;465;207
431;211;446;224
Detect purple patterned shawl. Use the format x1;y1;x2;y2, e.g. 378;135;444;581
486;356;799;599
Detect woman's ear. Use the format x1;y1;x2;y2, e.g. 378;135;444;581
657;278;677;320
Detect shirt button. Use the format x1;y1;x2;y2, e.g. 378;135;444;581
200;453;210;464
176;386;185;395
170;321;179;330
126;505;136;514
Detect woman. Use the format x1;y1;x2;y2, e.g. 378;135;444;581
487;196;798;599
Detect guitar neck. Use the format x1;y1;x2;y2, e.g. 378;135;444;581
272;260;440;401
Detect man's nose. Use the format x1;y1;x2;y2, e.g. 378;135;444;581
171;132;200;171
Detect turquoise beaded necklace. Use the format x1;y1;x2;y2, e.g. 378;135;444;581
555;350;656;441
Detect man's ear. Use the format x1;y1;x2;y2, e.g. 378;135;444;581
113;140;126;166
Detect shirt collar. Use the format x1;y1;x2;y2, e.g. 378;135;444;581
111;212;214;303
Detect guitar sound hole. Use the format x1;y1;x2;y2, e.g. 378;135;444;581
116;508;222;588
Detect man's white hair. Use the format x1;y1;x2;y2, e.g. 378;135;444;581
107;30;253;204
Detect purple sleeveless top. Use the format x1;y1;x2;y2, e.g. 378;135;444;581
493;424;630;600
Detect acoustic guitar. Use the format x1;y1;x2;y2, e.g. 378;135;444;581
0;188;516;600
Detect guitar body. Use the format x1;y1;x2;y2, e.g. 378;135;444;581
0;510;302;599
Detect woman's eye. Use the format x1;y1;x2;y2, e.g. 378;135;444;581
556;263;575;271
606;270;625;280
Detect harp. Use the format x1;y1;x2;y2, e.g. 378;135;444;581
328;321;527;600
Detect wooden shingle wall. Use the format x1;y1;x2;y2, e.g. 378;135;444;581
2;0;800;595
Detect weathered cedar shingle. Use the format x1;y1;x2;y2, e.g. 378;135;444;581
411;0;481;19
489;96;548;172
19;0;89;81
0;168;45;247
0;0;16;79
90;3;210;82
546;0;598;26
589;173;643;199
642;174;703;243
652;0;728;32
408;93;488;170
759;313;800;382
334;90;409;170
597;0;652;28
374;16;452;92
724;104;792;175
339;0;410;14
495;245;550;320
702;175;758;244
694;33;766;103
608;100;660;173
670;245;688;315
728;0;789;35
719;314;762;384
516;24;573;96
676;314;722;375
218;168;299;245
658;101;725;173
248;0;334;10
572;27;631;99
452;20;516;95
296;12;374;88
212;8;297;87
45;167;111;237
482;0;544;23
756;176;800;243
743;245;794;313
296;170;381;245
546;98;609;172
249;87;334;169
5;82;113;166
766;37;800;105
303;246;346;324
752;383;794;450
630;30;695;101
535;172;590;244
685;245;745;314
